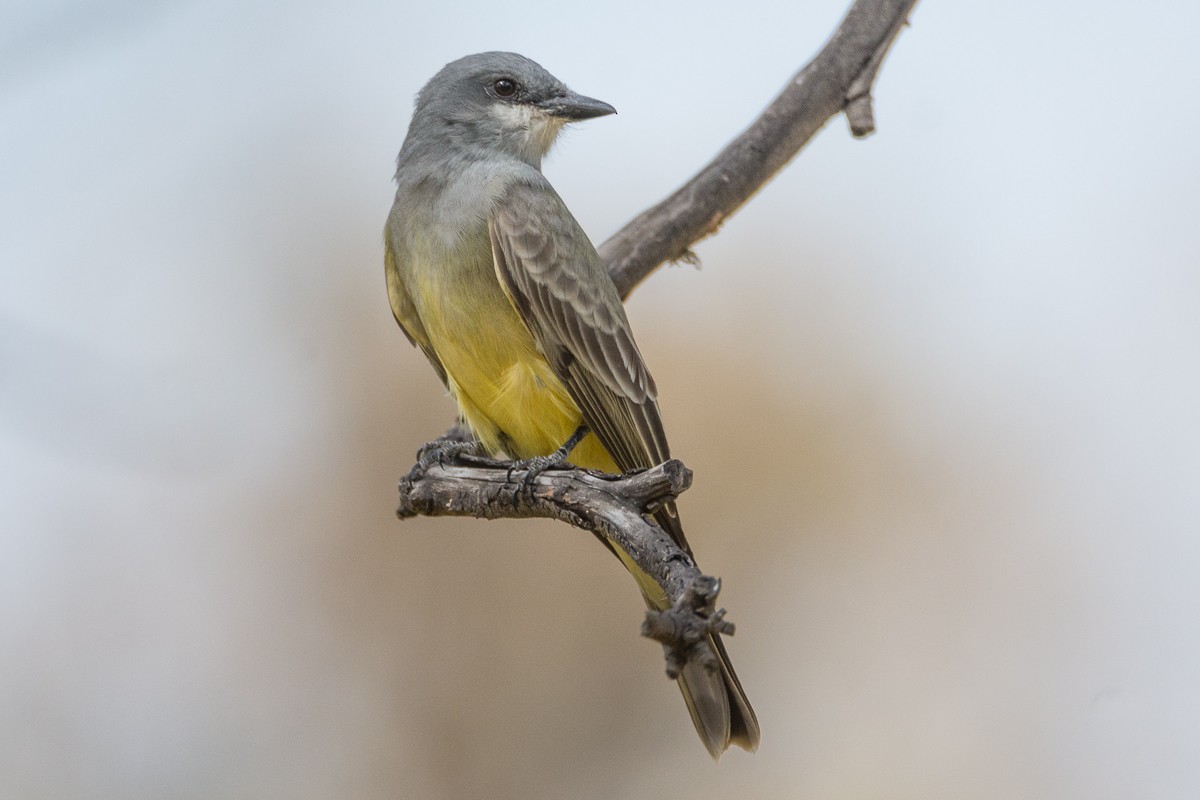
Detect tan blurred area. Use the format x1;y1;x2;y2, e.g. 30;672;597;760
5;1;1200;798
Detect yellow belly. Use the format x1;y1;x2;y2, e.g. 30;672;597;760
411;254;664;605
418;268;617;473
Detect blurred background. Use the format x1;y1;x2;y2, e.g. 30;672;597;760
4;0;1199;797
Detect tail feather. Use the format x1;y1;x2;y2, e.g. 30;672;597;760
710;632;760;751
677;632;760;758
649;504;760;756
587;477;759;756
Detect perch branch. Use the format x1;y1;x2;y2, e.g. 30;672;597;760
398;456;730;668
397;456;690;538
600;0;919;298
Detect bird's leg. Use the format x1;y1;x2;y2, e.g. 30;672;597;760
506;424;590;495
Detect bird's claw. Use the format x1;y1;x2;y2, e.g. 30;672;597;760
503;424;589;505
505;453;561;504
411;438;481;479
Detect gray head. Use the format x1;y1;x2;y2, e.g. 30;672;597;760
398;52;615;170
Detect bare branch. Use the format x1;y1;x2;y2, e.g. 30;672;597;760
600;0;919;297
397;456;691;537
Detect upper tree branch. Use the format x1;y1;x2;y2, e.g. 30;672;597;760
600;0;918;298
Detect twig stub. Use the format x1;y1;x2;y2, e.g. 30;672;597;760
642;576;737;679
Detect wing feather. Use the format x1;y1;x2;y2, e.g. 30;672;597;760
488;179;692;553
490;185;663;448
490;182;656;405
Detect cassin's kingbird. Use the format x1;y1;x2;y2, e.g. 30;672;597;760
384;52;759;757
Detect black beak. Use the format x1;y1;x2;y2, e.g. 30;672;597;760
538;91;617;120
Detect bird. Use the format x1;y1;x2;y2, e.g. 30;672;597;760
383;51;759;757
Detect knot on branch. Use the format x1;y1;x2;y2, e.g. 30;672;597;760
641;576;736;680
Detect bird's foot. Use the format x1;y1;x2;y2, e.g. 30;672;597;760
505;424;590;502
409;436;482;480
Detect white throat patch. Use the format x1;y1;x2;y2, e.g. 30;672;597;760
490;103;565;162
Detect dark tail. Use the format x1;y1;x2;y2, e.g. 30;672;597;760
651;503;759;757
677;630;760;758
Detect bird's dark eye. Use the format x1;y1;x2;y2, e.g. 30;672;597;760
493;78;517;97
